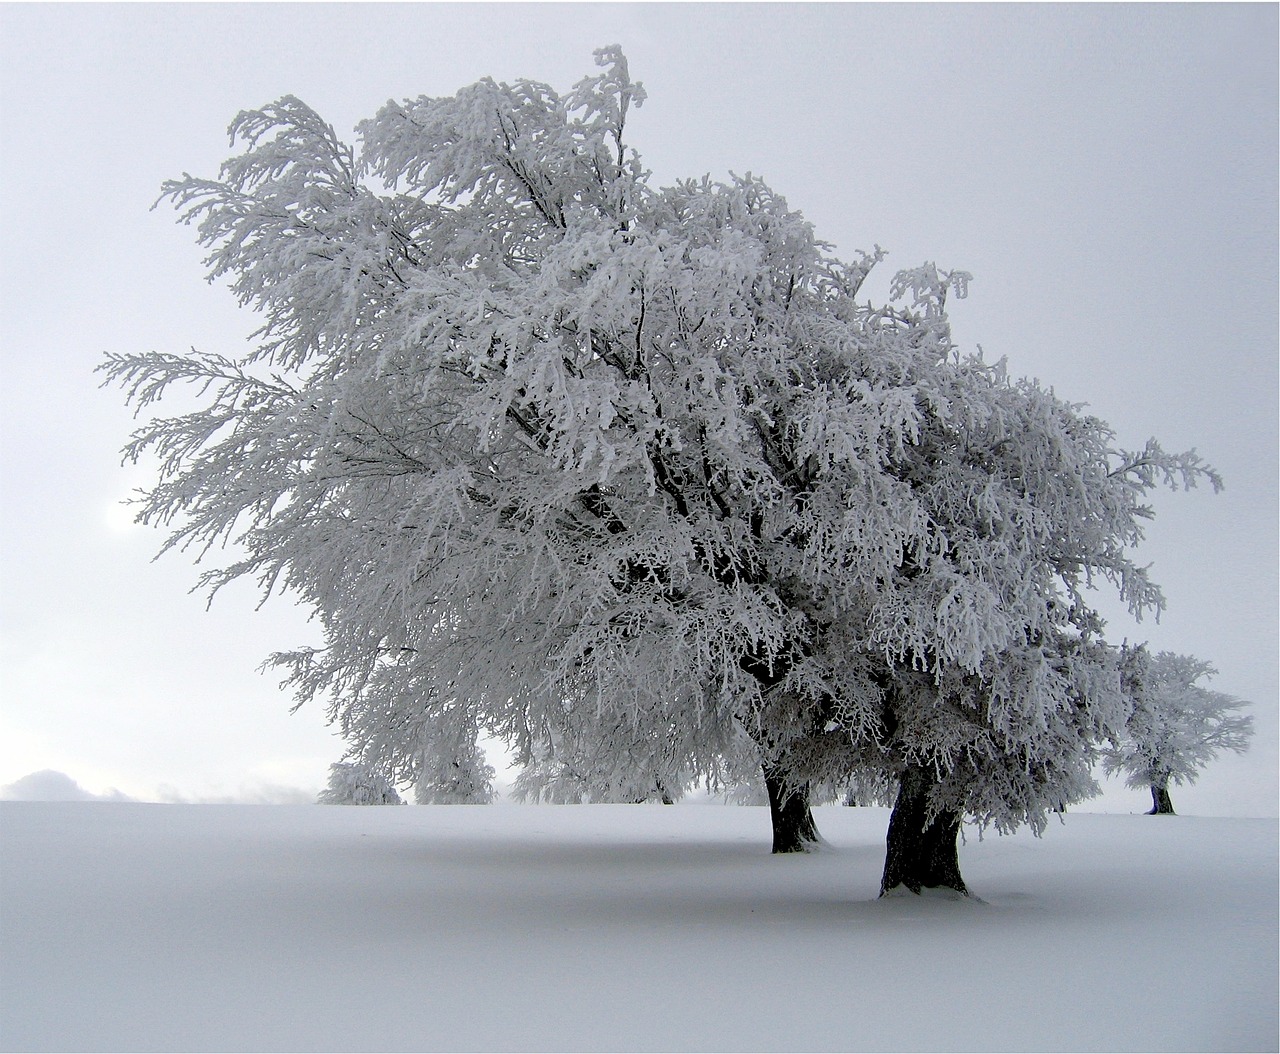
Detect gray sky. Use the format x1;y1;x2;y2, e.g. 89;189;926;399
1;3;1275;812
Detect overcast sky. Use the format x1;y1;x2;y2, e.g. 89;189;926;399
1;3;1275;812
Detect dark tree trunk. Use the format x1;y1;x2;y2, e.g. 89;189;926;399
1147;784;1175;815
880;764;967;896
763;766;821;853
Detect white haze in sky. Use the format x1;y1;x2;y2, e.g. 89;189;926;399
0;4;1275;812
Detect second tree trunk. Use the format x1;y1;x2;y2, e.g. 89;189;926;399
763;766;821;853
880;764;967;896
1148;783;1175;814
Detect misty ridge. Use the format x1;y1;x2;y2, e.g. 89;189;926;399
0;769;314;805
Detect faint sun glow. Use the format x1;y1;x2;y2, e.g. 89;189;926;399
103;499;139;534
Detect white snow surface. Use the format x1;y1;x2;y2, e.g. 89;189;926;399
1;803;1275;1053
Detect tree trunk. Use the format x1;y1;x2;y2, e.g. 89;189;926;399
1147;783;1175;815
880;764;967;896
763;766;821;853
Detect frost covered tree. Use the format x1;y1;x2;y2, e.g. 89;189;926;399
317;761;403;805
102;48;1219;894
1106;648;1254;814
411;704;496;804
509;702;692;804
98;48;885;852
327;675;496;804
843;320;1221;895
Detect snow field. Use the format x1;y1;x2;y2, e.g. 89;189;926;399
1;803;1275;1052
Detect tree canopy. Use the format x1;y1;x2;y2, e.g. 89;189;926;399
103;48;1222;893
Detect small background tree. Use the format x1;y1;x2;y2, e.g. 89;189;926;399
413;713;497;804
1107;648;1254;814
317;761;404;805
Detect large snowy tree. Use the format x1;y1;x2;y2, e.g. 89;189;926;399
1105;648;1254;815
844;323;1223;894
102;48;1219;894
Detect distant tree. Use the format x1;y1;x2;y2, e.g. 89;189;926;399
101;48;1219;895
412;706;496;804
842;766;896;808
292;650;497;804
509;704;693;804
317;762;403;805
1106;648;1254;814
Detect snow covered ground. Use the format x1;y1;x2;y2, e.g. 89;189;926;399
1;803;1275;1053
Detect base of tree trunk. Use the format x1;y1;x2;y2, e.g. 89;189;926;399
1147;785;1175;815
880;765;967;896
764;767;821;853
